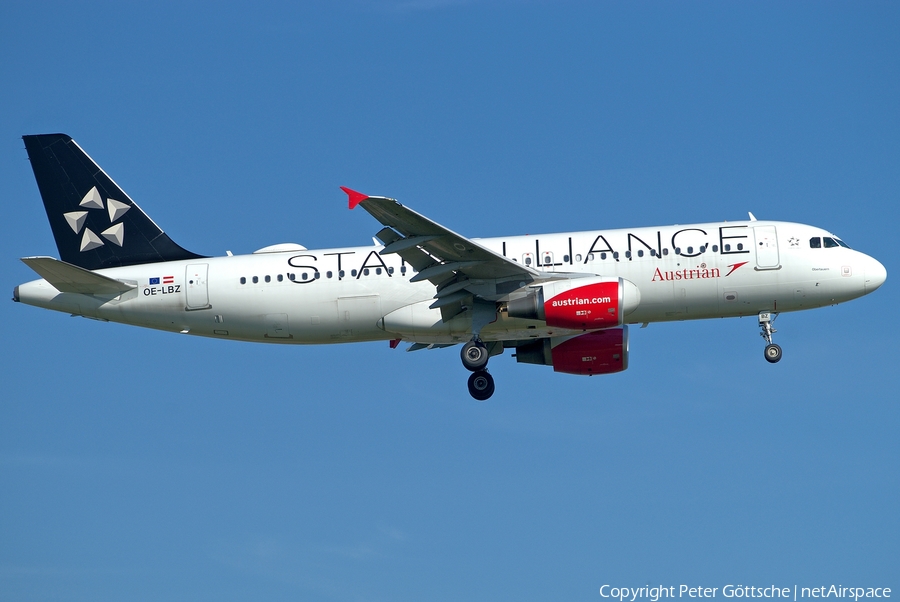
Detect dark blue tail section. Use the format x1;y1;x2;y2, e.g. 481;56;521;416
23;134;204;270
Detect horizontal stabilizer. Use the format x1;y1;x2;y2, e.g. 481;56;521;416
21;256;136;295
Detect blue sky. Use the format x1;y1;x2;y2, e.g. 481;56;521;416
1;2;897;601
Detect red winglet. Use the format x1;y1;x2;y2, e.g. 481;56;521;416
341;186;368;210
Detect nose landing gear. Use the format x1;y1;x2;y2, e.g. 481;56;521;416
759;312;782;363
460;338;495;400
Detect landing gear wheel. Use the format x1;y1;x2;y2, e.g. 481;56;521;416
467;370;495;401
461;340;489;371
758;312;782;364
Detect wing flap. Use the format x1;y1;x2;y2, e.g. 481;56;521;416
21;256;136;295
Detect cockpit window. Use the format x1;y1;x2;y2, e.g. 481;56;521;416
810;236;850;249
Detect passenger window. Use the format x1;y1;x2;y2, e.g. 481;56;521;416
301;273;308;280
625;251;632;259
563;255;570;262
687;247;693;254
388;267;394;274
277;274;283;282
712;245;718;252
524;256;532;266
610;252;617;260
663;248;669;256
240;277;246;284
600;252;607;260
650;249;656;257
400;266;406;275
327;271;333;278
674;247;681;255
314;272;320;279
737;243;744;251
265;275;271;283
724;244;731;251
575;254;582;262
638;250;644;257
351;269;357;277
252;276;258;284
823;237;839;248
364;268;370;276
339;270;345;278
376;268;382;275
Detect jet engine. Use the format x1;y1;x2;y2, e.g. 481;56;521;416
513;326;629;375
506;276;640;330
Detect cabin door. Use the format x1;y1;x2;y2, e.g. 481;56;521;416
185;264;210;309
753;226;780;269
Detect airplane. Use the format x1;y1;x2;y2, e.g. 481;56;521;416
13;134;887;400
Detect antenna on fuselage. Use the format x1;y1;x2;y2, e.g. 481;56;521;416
748;212;758;222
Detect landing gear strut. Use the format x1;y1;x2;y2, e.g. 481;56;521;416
759;312;782;363
461;302;500;400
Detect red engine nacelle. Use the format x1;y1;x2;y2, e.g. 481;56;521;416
513;326;629;375
544;279;621;329
506;276;640;330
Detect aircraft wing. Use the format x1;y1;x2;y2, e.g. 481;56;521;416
344;187;545;320
345;188;539;283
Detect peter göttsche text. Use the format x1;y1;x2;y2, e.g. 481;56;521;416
600;586;891;602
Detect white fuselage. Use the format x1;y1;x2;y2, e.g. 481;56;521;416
16;220;886;345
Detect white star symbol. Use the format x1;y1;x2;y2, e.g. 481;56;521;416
63;186;131;251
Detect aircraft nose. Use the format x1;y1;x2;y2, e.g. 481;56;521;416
864;255;887;294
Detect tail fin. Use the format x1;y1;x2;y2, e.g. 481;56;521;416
23;134;204;270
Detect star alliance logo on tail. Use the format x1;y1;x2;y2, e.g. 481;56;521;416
62;186;131;252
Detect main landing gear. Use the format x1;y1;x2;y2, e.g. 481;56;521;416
759;311;782;364
461;339;495;401
467;370;495;401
